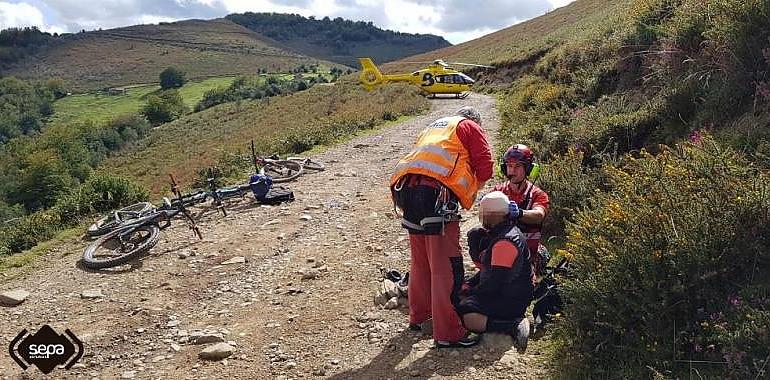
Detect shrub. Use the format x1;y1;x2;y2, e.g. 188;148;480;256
1;174;148;255
553;135;770;379
142;90;188;125
537;148;604;236
84;174;149;212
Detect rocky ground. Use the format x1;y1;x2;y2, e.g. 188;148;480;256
0;93;554;379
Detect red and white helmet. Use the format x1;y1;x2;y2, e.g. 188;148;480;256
501;144;534;176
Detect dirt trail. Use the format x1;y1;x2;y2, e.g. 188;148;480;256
0;93;552;379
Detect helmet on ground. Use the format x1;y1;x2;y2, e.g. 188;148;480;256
501;144;534;176
456;106;481;126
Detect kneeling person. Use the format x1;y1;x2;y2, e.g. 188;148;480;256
458;191;533;351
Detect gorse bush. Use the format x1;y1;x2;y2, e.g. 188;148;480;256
553;135;770;379
537;148;604;236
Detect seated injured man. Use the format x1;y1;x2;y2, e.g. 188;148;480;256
457;191;534;352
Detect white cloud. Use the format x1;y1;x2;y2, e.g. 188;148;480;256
0;2;66;34
547;0;574;8
0;2;45;29
6;0;578;43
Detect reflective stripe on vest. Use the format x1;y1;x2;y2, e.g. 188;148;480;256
390;116;479;209
394;159;451;177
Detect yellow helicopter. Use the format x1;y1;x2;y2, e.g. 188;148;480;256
358;57;494;99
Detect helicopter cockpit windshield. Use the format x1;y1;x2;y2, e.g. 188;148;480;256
457;73;474;84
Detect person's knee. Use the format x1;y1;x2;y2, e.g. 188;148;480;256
462;313;487;332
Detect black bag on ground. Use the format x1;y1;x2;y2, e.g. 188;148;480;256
256;186;294;205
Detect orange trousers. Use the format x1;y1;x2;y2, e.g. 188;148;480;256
407;222;466;342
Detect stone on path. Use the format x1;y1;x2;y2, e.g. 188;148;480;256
198;343;234;361
221;256;246;265
0;289;29;306
81;289;104;299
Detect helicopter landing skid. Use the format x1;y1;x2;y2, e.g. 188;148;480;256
457;92;470;99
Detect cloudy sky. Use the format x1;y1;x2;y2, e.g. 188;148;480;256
1;0;575;44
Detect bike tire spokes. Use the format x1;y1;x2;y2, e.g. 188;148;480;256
94;229;149;259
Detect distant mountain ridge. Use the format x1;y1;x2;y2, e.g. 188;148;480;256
225;12;452;67
0;18;340;92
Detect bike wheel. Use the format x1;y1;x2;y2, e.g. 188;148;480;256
263;160;303;183
82;224;160;269
86;202;154;237
287;157;325;171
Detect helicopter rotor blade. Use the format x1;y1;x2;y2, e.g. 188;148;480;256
446;62;496;69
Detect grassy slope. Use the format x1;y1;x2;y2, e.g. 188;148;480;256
49;76;236;126
382;0;629;74
3;19;343;92
99;81;427;195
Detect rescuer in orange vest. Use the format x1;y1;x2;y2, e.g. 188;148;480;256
390;106;494;348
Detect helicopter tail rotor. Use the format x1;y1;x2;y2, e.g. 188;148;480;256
358;57;385;91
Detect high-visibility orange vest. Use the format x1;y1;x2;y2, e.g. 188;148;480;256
390;116;480;209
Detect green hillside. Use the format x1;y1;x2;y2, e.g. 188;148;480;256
226;12;451;67
1;18;343;92
100;81;427;194
49;76;236;127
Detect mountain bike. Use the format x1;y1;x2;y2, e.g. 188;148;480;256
82;175;203;269
87;170;255;236
250;141;303;182
286;156;325;172
86;201;156;237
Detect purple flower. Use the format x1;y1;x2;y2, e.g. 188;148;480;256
728;295;742;307
688;130;703;144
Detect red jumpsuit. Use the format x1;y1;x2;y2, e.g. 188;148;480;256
403;119;493;342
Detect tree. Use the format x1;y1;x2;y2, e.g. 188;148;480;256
159;67;186;89
142;90;188;125
13;149;78;211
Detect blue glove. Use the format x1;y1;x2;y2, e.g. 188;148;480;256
508;201;523;221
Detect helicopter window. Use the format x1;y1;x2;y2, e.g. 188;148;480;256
435;75;449;83
457;73;475;84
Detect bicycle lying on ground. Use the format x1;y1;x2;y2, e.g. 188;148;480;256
82;175;203;269
250;141;325;183
86;171;251;237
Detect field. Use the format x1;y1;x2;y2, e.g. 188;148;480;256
48;71;337;127
49;76;236;126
